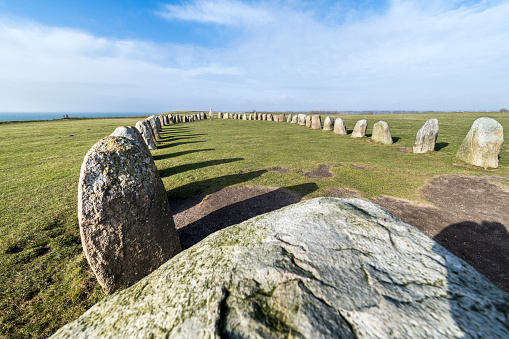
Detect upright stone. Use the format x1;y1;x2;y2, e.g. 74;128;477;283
262;114;267;120
223;112;228;119
371;121;393;144
55;198;509;338
77;136;181;293
351;119;368;138
291;114;298;124
267;114;273;121
322;117;334;131
287;114;292;123
209;108;213;119
200;112;206;120
111;126;151;155
146;118;159;139
218;112;223;119
306;116;312;128
334;118;347;135
243;113;247;120
297;114;306;126
248;114;253;120
456;117;504;169
311;115;322;130
413;118;439;153
135;121;157;150
278;114;285;122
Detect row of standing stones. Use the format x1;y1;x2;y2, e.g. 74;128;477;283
58;111;509;338
214;110;505;169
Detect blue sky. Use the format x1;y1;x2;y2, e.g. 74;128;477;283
0;0;508;112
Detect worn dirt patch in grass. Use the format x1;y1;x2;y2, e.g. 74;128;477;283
397;147;411;153
305;164;333;178
325;187;361;198
375;175;509;293
267;166;291;173
170;185;301;250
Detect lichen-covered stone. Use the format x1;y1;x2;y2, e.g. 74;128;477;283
371;121;393;144
323;117;334;131
413;118;439;153
298;114;306;126
334;118;347;135
457;117;504;168
146;116;160;139
306;115;312;128
310;115;321;129
135;121;157;150
278;114;285;122
53;198;509;338
77;136;181;293
111;126;151;155
351;119;367;138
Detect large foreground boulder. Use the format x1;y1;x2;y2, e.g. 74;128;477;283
54;198;508;338
456;117;504;169
371;121;393;144
77;136;181;293
413;118;439;153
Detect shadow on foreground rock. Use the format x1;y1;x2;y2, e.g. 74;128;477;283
434;220;509;293
177;183;318;250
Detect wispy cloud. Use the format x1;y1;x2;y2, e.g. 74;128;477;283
158;0;272;26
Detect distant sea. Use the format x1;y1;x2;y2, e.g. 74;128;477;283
0;112;155;122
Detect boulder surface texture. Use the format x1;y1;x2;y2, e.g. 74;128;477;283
456;117;504;169
323;116;334;131
413;118;439;153
111;126;151;155
54;198;508;338
135;121;157;150
351;119;367;137
371;121;393;144
311;115;322;130
334;118;347;135
77;136;181;293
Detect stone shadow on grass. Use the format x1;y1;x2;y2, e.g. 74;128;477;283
434;220;509;293
176;183;318;250
159;158;244;177
152;149;214;161
157;140;206;149
435;142;449;151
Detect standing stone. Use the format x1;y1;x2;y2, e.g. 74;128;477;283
135;121;157;150
200;112;206;120
413;118;439;153
262;114;267;120
278;114;285;122
252;112;257;120
297;114;306;126
351;119;368;138
145;118;159;140
286;114;292;123
111;126;151;155
55;198;509;338
223;112;228;119
242;113;247;120
217;112;223;119
334;118;347;135
456;117;504;169
77;136;181;293
322;117;334;131
306;116;312;128
372;121;393;144
291;114;298;124
267;114;273;121
311;115;322;130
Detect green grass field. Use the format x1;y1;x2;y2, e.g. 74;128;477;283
1;112;508;338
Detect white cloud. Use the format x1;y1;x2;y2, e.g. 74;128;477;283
158;0;272;26
0;1;508;112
